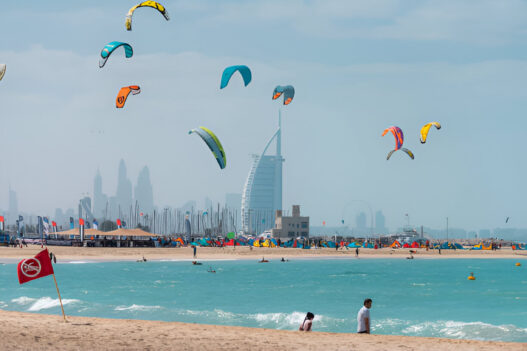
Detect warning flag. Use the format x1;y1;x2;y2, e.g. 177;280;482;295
17;249;54;284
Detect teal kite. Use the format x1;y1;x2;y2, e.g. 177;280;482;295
99;42;133;68
220;65;251;89
273;85;295;105
189;127;226;169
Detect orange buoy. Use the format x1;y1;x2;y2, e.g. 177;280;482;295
468;276;476;280
515;262;521;267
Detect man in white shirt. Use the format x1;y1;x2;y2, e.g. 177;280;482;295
357;298;372;334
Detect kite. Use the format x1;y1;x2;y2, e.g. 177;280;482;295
383;126;413;160
386;148;414;160
189;126;226;169
0;64;5;81
116;86;141;108
99;42;133;68
125;1;170;31
272;85;295;105
420;122;441;144
220;65;251;89
382;126;404;150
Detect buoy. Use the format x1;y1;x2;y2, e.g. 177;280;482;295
468;276;476;280
515;262;521;267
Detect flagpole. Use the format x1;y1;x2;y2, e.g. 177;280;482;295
52;273;67;322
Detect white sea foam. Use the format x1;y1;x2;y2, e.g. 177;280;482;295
374;318;527;342
65;261;92;264
11;296;36;305
26;297;79;312
176;309;345;330
114;304;162;312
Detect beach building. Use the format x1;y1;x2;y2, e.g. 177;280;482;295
241;111;284;234
271;205;309;239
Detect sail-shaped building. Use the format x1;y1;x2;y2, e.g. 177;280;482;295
241;111;284;234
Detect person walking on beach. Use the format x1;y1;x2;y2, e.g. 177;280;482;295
357;298;372;334
299;312;314;332
355;247;359;257
193;245;197;258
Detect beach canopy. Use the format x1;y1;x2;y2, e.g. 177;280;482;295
411;241;420;248
105;228;159;237
52;228;104;236
347;242;361;248
403;243;410;248
390;240;402;248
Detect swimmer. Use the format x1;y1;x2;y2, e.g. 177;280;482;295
281;257;288;262
208;266;216;273
259;257;269;263
192;261;203;265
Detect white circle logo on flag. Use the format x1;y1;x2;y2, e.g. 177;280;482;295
21;258;41;278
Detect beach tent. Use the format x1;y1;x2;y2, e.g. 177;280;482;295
327;241;336;248
362;242;373;248
512;244;526;250
347;242;361;248
453;243;464;250
199;238;209;246
403;243;411;248
411;242;420;248
390;240;402;248
253;240;261;247
473;242;491;250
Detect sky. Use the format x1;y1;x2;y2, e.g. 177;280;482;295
1;0;527;231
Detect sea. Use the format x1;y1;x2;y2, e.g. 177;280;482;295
0;258;526;342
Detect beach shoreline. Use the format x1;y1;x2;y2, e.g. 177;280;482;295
0;245;525;263
0;310;525;351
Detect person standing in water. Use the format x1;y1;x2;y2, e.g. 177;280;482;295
299;312;314;332
357;298;372;334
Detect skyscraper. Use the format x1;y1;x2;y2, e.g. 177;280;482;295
241;111;284;234
93;169;108;219
134;166;154;214
115;159;133;212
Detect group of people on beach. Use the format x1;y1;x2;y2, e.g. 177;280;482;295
299;298;372;334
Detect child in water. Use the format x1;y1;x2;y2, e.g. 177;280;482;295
299;312;314;332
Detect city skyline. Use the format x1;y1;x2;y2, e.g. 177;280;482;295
1;1;527;231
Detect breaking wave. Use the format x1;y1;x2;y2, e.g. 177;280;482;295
114;304;162;312
12;296;79;312
374;318;527;342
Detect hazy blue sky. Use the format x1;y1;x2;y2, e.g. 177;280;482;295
1;0;527;231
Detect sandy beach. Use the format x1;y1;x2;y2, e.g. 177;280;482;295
1;245;525;262
0;310;525;351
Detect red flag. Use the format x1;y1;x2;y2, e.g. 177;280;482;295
17;249;54;284
52;221;57;227
0;216;4;222
116;219;122;226
79;218;85;226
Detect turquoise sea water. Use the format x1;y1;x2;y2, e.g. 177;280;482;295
0;258;526;342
